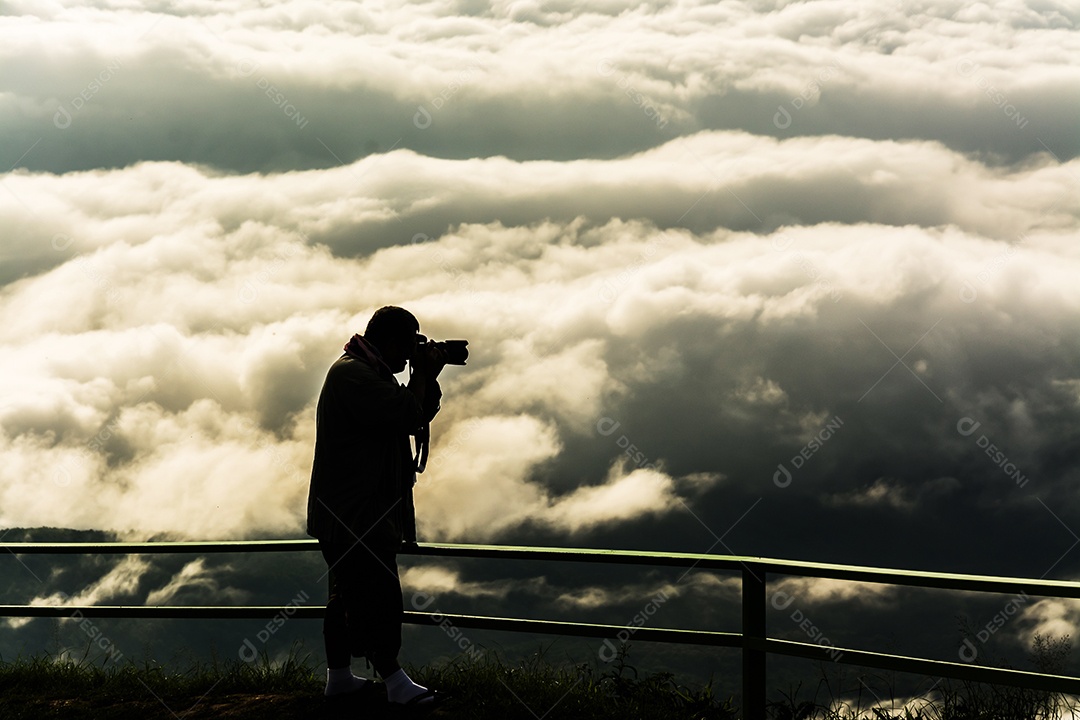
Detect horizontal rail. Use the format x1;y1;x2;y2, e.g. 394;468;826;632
0;604;328;620
754;638;1080;695
0;539;318;555
0;604;740;647
5;540;1080;598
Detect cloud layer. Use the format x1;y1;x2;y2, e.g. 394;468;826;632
2;132;1078;565
3;0;1080;687
2;0;1077;175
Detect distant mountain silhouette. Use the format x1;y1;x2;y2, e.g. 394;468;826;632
2;527;122;543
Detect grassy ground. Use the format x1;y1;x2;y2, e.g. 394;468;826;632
3;645;1077;719
0;646;738;720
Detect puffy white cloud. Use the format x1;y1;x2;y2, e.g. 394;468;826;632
400;564;517;601
824;476;961;512
555;573;740;611
1;0;1076;178
543;465;682;534
771;576;896;607
144;558;250;606
3;555;150;629
1015;597;1080;646
414;414;558;540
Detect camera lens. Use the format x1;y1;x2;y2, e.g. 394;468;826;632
439;340;469;365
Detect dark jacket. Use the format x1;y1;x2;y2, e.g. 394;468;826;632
306;352;441;549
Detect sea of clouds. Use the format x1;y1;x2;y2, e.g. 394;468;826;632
2;0;1080;689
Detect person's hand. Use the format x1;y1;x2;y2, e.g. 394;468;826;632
412;339;447;379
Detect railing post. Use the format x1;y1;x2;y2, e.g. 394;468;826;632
742;563;766;720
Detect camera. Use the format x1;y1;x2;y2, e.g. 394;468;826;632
416;334;469;365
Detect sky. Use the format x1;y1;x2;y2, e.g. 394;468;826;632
3;0;1080;697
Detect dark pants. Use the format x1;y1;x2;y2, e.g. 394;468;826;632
318;532;403;669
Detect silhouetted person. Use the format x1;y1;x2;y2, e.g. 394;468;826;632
307;306;446;706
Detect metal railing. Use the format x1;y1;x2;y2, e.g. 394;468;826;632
3;539;1080;719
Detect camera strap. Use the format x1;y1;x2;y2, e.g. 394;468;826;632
410;360;430;474
414;423;430;473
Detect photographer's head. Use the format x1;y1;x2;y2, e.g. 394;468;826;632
364;305;419;373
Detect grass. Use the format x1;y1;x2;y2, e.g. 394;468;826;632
0;643;738;720
765;674;1080;720
0;647;323;720
3;639;1078;719
414;644;737;719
